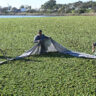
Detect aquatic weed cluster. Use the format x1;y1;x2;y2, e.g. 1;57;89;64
0;17;96;95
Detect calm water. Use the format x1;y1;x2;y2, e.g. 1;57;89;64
0;15;51;18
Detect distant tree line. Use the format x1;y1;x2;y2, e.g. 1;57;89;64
40;0;96;14
0;5;38;14
0;0;96;14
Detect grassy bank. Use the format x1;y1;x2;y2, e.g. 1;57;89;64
0;16;96;95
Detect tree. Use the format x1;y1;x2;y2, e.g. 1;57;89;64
12;7;18;12
91;2;96;12
41;0;56;10
54;4;63;10
74;1;83;8
25;5;31;12
20;5;24;9
78;8;86;13
2;7;9;13
58;5;66;13
0;6;2;13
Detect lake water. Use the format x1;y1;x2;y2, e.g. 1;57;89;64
0;15;51;18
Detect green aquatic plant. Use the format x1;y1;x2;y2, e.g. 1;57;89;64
0;16;96;95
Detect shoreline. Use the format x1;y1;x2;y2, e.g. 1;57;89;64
0;13;96;16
